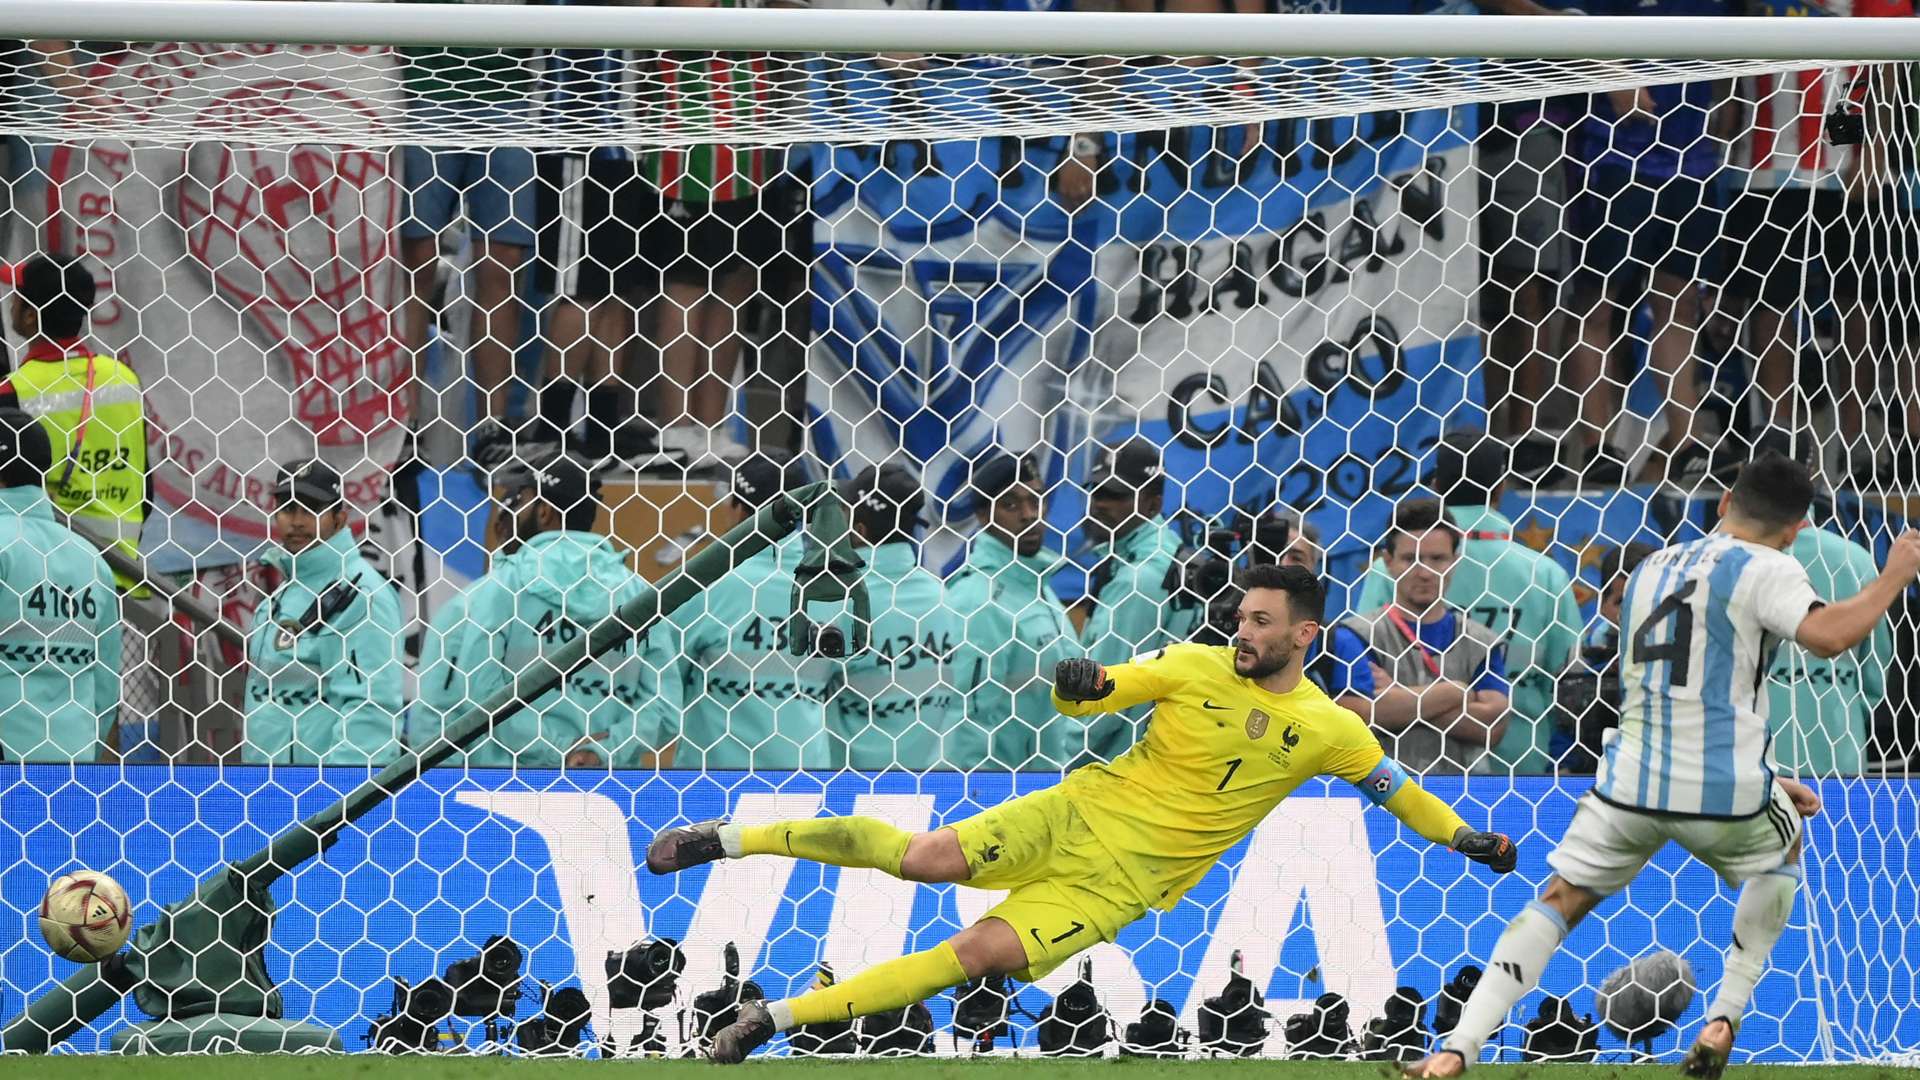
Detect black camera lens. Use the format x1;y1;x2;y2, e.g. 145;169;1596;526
816;625;846;658
605;938;685;1011
402;977;455;1023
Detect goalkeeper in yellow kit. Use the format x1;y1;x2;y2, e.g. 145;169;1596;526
646;563;1518;1063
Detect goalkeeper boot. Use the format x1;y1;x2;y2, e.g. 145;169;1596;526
646;819;728;874
710;999;777;1064
1679;1017;1735;1080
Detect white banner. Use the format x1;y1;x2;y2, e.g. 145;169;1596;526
45;43;408;570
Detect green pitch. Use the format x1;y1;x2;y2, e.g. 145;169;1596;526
5;1060;1916;1080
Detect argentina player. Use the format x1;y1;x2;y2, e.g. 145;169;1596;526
1409;452;1920;1079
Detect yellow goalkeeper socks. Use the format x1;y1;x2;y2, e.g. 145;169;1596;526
768;942;968;1031
731;817;911;878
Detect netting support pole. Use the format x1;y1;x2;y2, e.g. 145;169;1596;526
0;480;835;1054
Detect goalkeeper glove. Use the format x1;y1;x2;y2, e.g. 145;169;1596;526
1053;658;1115;702
1453;829;1517;874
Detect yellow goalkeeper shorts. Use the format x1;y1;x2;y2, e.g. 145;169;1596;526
946;787;1149;981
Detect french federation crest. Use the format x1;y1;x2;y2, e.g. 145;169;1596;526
1245;709;1270;740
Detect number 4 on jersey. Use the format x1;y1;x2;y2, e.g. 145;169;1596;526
1631;579;1698;687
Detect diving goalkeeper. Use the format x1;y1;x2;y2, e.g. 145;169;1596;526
646;563;1518;1063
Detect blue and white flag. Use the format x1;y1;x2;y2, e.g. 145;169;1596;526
806;59;1483;577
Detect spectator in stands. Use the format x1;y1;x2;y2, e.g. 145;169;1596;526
0;410;119;763
1766;513;1892;778
1727;0;1911;484
243;461;404;765
1848;63;1920;488
1479;94;1572;475
1332;499;1510;774
644;452;833;769
417;457;656;767
1355;431;1580;773
640;4;784;468
398;0;539;471
829;462;964;771
1556;2;1730;487
1077;438;1192;761
0;40;102;252
944;450;1078;770
529;15;664;469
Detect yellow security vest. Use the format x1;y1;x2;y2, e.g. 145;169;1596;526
8;344;147;592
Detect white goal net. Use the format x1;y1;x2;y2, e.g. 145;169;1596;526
2;0;1919;1064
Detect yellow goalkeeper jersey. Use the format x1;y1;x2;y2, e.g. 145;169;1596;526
1053;643;1421;910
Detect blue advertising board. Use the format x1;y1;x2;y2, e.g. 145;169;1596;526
2;766;1912;1060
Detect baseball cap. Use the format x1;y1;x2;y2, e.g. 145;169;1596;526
272;460;344;511
1088;438;1163;495
0;255;97;333
731;453;792;512
843;462;925;534
504;455;601;518
0;407;52;487
966;449;1039;506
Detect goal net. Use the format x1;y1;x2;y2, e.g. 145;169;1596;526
2;0;1918;1063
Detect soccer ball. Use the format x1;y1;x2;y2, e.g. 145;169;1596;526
38;871;132;963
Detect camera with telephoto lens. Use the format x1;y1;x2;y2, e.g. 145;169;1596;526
605;937;686;1011
1432;965;1482;1038
1037;957;1111;1056
1198;949;1270;1057
1171;505;1307;646
517;983;593;1056
1554;643;1622;769
1360;986;1428;1062
1168;525;1241;646
790;963;858;1056
688;942;764;1047
1122;999;1190;1058
445;934;523;1019
1523;994;1600;1063
1283;991;1355;1059
952;973;1011;1052
367;976;454;1053
858;1001;935;1056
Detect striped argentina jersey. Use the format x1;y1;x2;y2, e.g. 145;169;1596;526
1596;534;1823;818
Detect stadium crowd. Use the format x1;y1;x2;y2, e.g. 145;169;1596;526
0;0;1880;485
0;0;1911;778
0;274;1890;781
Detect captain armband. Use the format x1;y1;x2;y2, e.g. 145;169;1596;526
1353;757;1409;807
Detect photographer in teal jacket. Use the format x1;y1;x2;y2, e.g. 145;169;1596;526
1767;524;1892;776
830;462;963;770
944;450;1077;771
417;458;656;768
243;461;404;765
0;409;120;762
1077;438;1194;762
645;452;834;770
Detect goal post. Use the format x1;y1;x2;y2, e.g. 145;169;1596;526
0;0;1916;1064
14;0;1920;59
